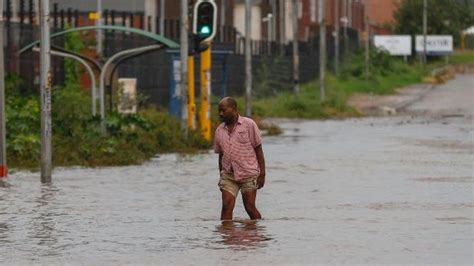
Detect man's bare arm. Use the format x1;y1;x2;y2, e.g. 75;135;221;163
218;153;223;174
255;144;266;189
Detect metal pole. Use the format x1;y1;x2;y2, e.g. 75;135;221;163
268;15;271;52
279;0;285;55
422;0;427;65
271;0;277;42
97;0;103;58
39;0;52;183
334;0;340;76
200;45;212;141
364;0;369;81
188;56;196;129
180;0;188;130
343;0;348;63
0;0;7;179
160;0;165;36
348;0;352;28
220;0;226;42
292;0;299;95
245;0;252;116
319;0;326;102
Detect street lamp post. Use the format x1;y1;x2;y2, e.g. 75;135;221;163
262;13;273;53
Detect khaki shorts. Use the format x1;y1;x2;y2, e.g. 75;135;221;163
218;172;258;198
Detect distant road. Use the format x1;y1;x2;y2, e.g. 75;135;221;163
406;74;474;117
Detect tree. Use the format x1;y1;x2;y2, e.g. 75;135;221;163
394;0;474;46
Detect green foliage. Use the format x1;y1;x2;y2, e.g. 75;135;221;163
450;50;474;64
5;78;210;170
251;81;356;119
394;0;474;46
338;48;425;94
250;48;429;119
63;24;86;85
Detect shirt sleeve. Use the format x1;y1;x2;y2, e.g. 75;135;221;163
249;119;262;148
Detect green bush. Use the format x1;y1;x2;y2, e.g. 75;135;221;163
5;77;211;170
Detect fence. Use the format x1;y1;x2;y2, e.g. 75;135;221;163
3;7;359;110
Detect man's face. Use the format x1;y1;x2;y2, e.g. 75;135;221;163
218;102;236;124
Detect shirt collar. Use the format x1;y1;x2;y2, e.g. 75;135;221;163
223;114;242;130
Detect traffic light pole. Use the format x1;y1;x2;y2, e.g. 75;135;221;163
199;43;212;141
192;0;217;139
188;54;196;130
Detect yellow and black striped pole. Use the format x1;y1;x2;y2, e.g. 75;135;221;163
199;43;212;141
187;55;196;130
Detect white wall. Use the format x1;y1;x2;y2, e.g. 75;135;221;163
233;4;262;40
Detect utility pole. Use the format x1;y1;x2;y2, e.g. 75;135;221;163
245;0;252;116
342;0;349;63
39;0;52;183
220;0;226;42
319;0;326;102
96;0;103;58
364;0;369;81
0;0;7;179
334;0;340;76
180;0;189;131
348;0;352;28
271;0;277;43
279;0;286;55
160;0;165;36
422;0;427;65
292;0;299;95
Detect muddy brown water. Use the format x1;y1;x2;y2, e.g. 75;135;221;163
1;112;472;265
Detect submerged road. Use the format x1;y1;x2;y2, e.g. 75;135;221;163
1;75;473;265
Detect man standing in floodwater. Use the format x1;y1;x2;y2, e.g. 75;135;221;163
214;97;266;220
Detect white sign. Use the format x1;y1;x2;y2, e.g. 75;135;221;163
416;35;453;55
118;78;137;114
374;35;412;56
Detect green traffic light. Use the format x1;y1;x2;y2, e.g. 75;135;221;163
200;25;211;35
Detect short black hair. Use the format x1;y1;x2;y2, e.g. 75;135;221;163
221;97;237;110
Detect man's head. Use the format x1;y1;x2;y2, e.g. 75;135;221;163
218;97;238;125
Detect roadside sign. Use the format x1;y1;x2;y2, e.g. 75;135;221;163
374;35;412;56
415;35;453;55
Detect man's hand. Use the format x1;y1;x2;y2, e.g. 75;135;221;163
257;172;265;189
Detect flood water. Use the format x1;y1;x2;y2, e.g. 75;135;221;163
1;114;473;264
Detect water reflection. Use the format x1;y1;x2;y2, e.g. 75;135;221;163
30;184;60;254
214;220;273;250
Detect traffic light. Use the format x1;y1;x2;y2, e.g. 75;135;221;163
193;0;217;43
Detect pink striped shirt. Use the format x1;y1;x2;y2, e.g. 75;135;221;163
214;116;262;181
